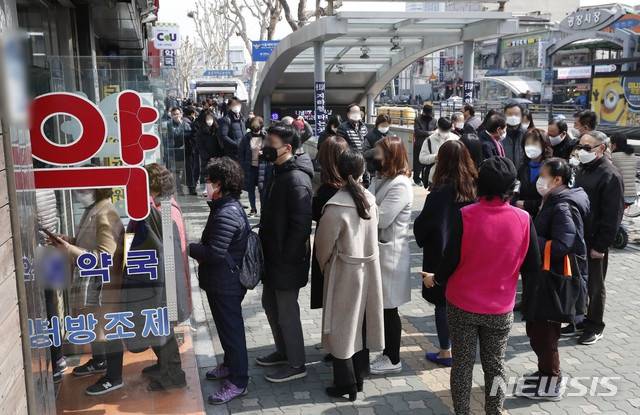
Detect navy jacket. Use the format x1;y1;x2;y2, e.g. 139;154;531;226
259;154;314;290
218;112;246;159
522;187;590;322
189;197;248;295
479;130;501;161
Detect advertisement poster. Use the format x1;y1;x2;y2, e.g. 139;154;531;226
592;76;640;127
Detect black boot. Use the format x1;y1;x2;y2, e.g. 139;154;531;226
326;385;357;401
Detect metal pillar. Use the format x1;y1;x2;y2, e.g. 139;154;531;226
367;93;375;124
263;94;272;127
463;40;474;104
313;41;326;136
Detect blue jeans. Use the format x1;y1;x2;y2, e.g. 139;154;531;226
435;304;451;350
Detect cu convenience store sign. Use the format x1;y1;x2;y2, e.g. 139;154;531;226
29;91;160;220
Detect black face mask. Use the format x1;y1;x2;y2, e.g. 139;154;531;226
261;145;281;162
372;159;383;172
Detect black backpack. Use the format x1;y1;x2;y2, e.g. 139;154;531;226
226;211;264;290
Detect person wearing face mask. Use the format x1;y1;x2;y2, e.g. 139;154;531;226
572;131;624;345
50;188;125;396
521;109;535;131
452;111;483;170
337;103;368;153
503;102;526;168
479;113;507;161
257;123;314;383
189;157;250;404
451;112;465;137
520;158;590;401
363;114;391;175
574;110;597;138
547;119;577;160
419;117;459;187
513;129;551;219
166;107;193;195
239;116;268;216
413;103;438;186
196;110;221;186
217;96;245;160
368;136;413;375
318;115;342;149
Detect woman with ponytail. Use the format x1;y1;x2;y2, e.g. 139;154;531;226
315;149;385;401
368;135;413;375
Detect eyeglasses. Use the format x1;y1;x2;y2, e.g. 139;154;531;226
575;143;601;151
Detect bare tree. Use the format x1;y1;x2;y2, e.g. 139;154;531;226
169;36;201;97
278;0;324;31
189;0;235;67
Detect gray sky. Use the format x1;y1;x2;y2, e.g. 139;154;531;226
159;1;640;51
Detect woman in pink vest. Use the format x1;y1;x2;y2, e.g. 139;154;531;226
422;156;540;415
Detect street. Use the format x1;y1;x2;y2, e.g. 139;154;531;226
180;188;640;415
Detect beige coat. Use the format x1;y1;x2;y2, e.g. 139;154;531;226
315;189;385;359
68;198;124;342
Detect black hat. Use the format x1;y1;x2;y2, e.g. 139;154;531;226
478;156;517;197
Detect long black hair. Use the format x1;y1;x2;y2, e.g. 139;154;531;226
337;149;370;219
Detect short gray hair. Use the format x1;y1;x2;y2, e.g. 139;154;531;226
281;116;294;125
452;111;464;122
585;130;608;144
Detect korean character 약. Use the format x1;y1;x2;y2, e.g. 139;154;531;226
77;251;113;283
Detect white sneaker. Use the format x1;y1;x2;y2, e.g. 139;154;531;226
370;354;402;375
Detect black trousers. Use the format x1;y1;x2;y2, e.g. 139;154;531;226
383;308;401;365
413;137;426;183
526;321;561;377
206;289;249;389
585;250;608;333
150;334;185;386
92;340;123;382
185;148;200;191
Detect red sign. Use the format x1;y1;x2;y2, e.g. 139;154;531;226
30;91;160;220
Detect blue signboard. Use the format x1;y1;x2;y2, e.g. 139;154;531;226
252;40;279;62
314;82;327;136
203;69;234;78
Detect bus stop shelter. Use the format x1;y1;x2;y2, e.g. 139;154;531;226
252;11;519;130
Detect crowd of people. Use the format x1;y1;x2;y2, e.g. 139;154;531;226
55;93;633;413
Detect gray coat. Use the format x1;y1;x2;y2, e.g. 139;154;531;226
315;189;385;359
369;174;413;309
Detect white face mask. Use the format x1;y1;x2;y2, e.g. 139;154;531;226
331;126;338;133
521;122;530;130
499;130;507;140
230;106;241;114
455;122;465;130
378;126;390;134
524;145;542;159
578;148;598;164
348;112;361;122
549;134;564;146
206;118;214;127
569;157;581;167
506;115;521;127
74;191;95;207
536;177;550;197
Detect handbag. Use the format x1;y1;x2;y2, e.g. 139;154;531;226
534;241;581;323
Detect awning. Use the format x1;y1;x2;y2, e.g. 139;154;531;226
481;75;541;95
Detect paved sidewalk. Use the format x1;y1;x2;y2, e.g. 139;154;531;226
180;189;640;415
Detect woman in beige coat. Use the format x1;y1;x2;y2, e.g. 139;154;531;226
315;149;384;401
52;188;125;396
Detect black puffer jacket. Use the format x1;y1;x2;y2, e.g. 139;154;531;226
363;128;387;173
189;197;249;295
218;112;246;159
552;136;578;160
514;160;543;219
522;187;590;322
196;124;221;161
259;153;314;290
574;156;624;252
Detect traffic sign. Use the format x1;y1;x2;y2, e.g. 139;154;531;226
252;40;279;62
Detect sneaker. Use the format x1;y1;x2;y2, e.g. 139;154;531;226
578;331;603;345
208;380;248;405
147;377;187;391
56;357;68;372
85;377;123;396
72;359;107;377
255;351;287;367
522;371;541;385
206;364;230;380
561;322;585;337
248;209;257;217
264;365;307;383
522;377;564;401
53;371;63;384
370;354;402;375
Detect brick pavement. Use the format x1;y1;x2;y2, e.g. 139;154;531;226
179;188;640;415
